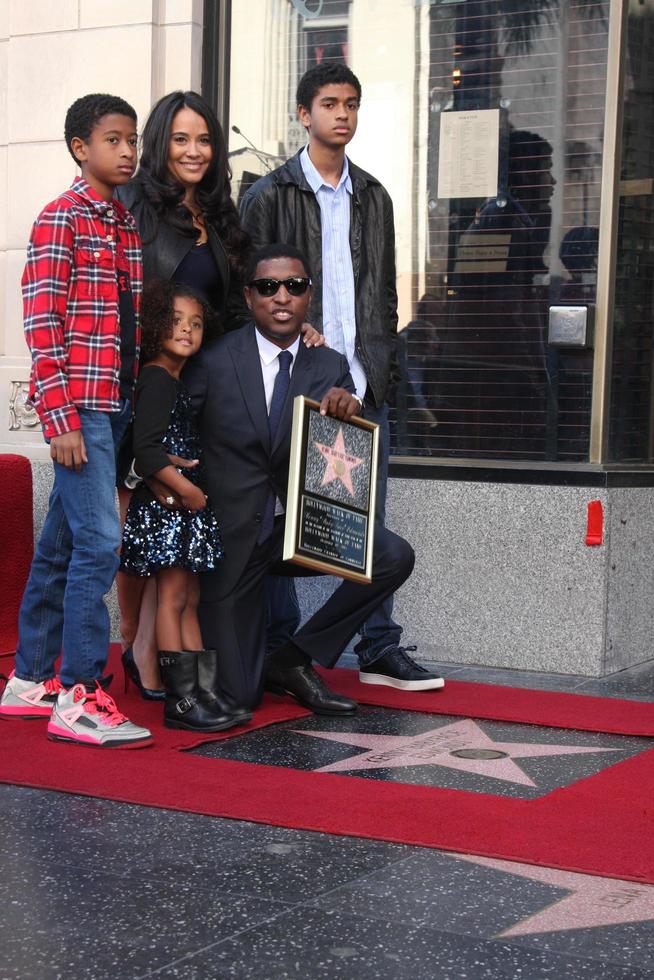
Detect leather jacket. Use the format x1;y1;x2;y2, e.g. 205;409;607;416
116;179;248;331
239;151;399;406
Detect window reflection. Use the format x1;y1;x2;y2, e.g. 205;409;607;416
609;0;654;462
425;130;556;459
227;0;611;462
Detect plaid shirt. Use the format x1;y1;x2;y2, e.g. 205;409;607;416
23;177;142;438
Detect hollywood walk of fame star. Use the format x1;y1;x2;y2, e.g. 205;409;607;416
314;427;363;496
293;718;620;787
454;853;654;936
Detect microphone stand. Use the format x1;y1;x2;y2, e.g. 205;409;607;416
229;125;279;173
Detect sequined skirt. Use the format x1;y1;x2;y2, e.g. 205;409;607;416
120;498;223;577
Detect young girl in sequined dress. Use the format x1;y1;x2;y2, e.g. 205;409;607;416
120;280;242;733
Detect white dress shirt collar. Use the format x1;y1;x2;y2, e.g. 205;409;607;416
300;144;352;195
254;328;301;367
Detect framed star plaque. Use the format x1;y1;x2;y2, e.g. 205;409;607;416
283;396;379;583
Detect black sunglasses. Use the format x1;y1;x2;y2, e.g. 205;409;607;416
248;277;312;297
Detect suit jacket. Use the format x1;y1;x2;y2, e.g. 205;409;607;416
182;322;354;599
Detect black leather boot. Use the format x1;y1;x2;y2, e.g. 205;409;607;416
190;649;252;726
158;651;239;732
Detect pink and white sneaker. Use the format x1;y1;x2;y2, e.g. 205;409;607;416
47;683;153;748
0;672;63;719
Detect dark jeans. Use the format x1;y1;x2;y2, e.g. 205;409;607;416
265;401;403;666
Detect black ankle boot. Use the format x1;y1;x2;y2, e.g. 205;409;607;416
191;649;252;726
158;651;239;732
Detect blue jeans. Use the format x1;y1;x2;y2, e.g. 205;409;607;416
15;402;130;688
265;402;403;667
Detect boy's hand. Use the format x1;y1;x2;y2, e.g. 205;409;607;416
180;484;207;512
319;388;361;421
301;322;327;348
50;430;88;472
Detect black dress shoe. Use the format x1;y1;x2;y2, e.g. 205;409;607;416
266;664;357;716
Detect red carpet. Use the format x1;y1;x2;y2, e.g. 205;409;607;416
0;455;33;656
1;647;653;884
327;668;654;737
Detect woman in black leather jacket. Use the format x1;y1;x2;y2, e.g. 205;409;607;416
117;89;250;332
115;91;251;699
116;91;321;700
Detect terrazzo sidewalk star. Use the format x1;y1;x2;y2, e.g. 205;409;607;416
2;647;654;883
315;427;363;495
294;718;621;786
456;854;654;936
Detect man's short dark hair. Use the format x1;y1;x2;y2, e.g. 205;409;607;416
296;64;362;110
245;243;312;284
64;94;137;164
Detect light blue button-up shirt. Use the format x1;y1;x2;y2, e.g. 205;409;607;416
300;146;367;399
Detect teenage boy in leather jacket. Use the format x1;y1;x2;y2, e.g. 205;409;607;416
240;63;443;692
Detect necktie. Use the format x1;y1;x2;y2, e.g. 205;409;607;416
258;350;293;543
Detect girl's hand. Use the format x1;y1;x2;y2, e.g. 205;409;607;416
301;322;327;347
180;484;207;512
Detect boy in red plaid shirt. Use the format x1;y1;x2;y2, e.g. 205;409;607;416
0;94;152;747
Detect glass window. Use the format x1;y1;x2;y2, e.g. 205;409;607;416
226;0;610;462
609;0;654;462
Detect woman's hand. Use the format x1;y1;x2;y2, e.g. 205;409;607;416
146;463;206;511
168;454;199;471
147;476;179;509
179;483;207;512
300;322;327;348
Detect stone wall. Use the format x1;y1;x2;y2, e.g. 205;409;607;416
28;460;654;677
0;0;203;459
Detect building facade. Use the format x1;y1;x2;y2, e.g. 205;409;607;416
1;0;653;675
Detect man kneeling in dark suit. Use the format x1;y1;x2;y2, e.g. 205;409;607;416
183;244;415;714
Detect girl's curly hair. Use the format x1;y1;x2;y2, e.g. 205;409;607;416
139;279;220;362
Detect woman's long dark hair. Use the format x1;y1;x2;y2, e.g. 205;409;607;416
136;90;249;276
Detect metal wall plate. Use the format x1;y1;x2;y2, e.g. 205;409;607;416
548;306;594;348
